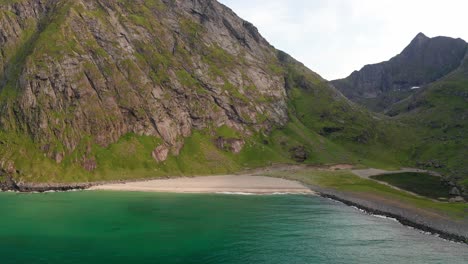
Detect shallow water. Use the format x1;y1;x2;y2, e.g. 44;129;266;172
0;191;466;263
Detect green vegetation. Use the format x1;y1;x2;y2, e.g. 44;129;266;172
387;67;468;188
179;18;204;46
264;169;467;220
0;17;37;100
371;172;452;200
215;125;240;138
279;50;417;170
0;117;379;183
330;35;468;188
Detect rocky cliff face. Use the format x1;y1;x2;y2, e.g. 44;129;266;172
0;0;288;168
332;33;467;112
3;1;465;188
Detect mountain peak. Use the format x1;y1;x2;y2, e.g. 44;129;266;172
407;32;430;49
332;33;467;111
414;32;429;40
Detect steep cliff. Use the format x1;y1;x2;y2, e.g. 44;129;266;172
332;33;467;112
0;0;296;178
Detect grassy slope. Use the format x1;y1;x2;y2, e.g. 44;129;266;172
279;51;417;170
1;115;388;183
264;168;467;220
387;58;468;188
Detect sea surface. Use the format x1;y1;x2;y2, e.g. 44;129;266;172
0;191;466;264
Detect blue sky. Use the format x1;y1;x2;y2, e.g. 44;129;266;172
219;0;468;80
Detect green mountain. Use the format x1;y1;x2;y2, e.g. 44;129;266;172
332;33;467;112
332;33;468;191
387;53;468;187
0;0;402;182
0;0;465;197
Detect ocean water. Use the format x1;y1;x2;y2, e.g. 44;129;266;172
0;191;466;264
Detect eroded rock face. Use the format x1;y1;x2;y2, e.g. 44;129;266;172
0;159;16;175
82;157;97;172
0;162;20;191
152;145;170;162
215;137;245;153
0;0;289;168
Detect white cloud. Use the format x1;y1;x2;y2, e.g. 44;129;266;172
219;0;468;80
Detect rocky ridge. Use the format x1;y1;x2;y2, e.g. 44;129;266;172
332;33;468;112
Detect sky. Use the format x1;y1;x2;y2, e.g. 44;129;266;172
218;0;468;80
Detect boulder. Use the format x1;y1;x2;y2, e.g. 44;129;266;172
449;196;465;203
289;146;309;163
152;145;170;162
215;137;245;154
450;187;461;196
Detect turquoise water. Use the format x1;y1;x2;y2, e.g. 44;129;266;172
0;192;466;264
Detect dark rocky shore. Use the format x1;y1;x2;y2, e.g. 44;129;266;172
0;172;91;192
0;180;90;192
0;174;173;193
310;186;468;244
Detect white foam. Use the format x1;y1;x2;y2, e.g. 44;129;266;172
271;192;312;195
216;192;257;195
349;206;399;222
350;206;366;213
372;214;399;222
215;192;312;196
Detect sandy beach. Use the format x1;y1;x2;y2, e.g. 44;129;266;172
89;175;314;194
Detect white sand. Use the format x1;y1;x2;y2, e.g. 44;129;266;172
89;175;313;194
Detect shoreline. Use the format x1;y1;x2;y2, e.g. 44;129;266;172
2;168;467;244
87;175;315;194
312;188;468;244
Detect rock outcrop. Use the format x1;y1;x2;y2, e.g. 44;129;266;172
0;0;288;172
215;137;245;153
